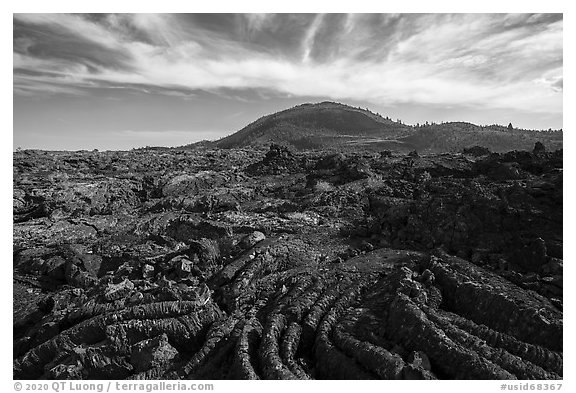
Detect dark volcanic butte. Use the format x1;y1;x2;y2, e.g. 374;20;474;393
213;102;562;153
216;102;412;150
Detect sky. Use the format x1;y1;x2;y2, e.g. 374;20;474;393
13;13;563;150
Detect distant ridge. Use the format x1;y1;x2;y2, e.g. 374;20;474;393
211;101;562;153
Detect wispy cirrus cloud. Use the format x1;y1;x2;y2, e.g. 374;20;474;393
13;13;562;114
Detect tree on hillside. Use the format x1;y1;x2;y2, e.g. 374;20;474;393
507;123;514;130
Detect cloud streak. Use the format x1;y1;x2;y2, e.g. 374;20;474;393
13;13;562;114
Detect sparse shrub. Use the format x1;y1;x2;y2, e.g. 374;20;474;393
314;180;334;193
417;171;432;183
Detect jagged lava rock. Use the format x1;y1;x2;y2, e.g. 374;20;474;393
131;334;179;372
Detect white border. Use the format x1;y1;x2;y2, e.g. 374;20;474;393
3;1;572;390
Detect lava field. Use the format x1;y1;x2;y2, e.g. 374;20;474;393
13;143;563;380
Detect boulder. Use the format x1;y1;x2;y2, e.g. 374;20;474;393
239;231;266;249
130;334;179;372
172;256;194;278
408;351;432;371
246;144;302;175
141;264;155;279
189;238;220;267
161;172;223;198
61;244;103;278
315;153;346;170
44;256;67;281
104;279;135;301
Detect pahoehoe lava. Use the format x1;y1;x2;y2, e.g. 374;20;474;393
13;134;562;379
